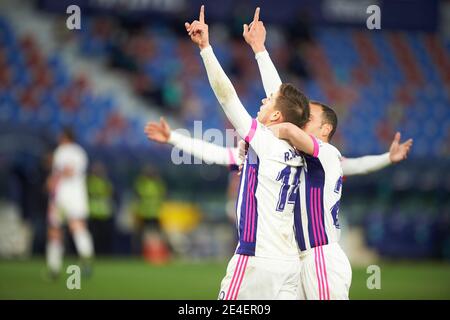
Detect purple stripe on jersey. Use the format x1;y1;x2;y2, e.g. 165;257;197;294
293;167;306;250
304;156;329;249
311;189;320;246
244;119;257;143
236;153;259;256
246;168;254;242
234;164;245;239
238;161;250;243
315;188;324;246
245;168;256;242
237;171;246;237
305;180;316;248
317;188;327;246
244;168;252;242
250;168;257;241
236;241;256;255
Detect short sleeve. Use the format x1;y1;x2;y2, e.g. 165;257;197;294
308;136;341;163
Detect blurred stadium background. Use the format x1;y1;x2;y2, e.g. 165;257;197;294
0;0;450;299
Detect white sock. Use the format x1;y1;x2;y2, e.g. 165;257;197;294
46;239;63;274
73;229;94;259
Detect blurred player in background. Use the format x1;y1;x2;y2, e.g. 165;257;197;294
46;127;94;278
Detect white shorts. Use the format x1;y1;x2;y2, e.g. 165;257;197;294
218;254;300;300
48;197;88;227
297;242;352;300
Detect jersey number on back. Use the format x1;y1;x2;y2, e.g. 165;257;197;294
276;166;299;212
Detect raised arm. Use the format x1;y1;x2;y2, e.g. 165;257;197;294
342;132;413;176
185;6;253;139
145;117;240;166
243;8;282;97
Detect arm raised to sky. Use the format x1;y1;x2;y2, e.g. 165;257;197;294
185;5;253;139
243;7;282;97
199;46;253;139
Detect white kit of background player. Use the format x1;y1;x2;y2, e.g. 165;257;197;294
47;129;94;277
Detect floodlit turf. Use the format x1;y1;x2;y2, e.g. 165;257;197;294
0;258;449;299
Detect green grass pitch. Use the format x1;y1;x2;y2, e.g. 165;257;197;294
0;258;449;299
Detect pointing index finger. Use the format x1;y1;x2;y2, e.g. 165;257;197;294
253;7;260;22
199;5;205;23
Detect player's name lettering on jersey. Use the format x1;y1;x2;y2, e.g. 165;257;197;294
284;148;302;162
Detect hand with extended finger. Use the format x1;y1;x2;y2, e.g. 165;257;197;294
185;5;210;50
243;7;266;54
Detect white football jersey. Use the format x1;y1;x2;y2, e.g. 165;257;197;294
294;137;343;252
52;143;88;212
235;119;304;260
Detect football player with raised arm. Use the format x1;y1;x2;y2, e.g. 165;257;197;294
184;5;311;300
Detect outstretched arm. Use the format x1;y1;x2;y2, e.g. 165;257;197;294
342;132;413;176
170;132;240;166
243;8;282;97
185;6;253;139
145;117;240;166
341;154;391;176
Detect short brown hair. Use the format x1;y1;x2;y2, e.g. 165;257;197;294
61;126;76;142
310;100;338;141
275;83;310;128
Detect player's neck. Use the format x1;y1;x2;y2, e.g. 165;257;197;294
312;132;329;143
265;120;282;127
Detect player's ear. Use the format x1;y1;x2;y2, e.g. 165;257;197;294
321;123;333;139
270;110;282;123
